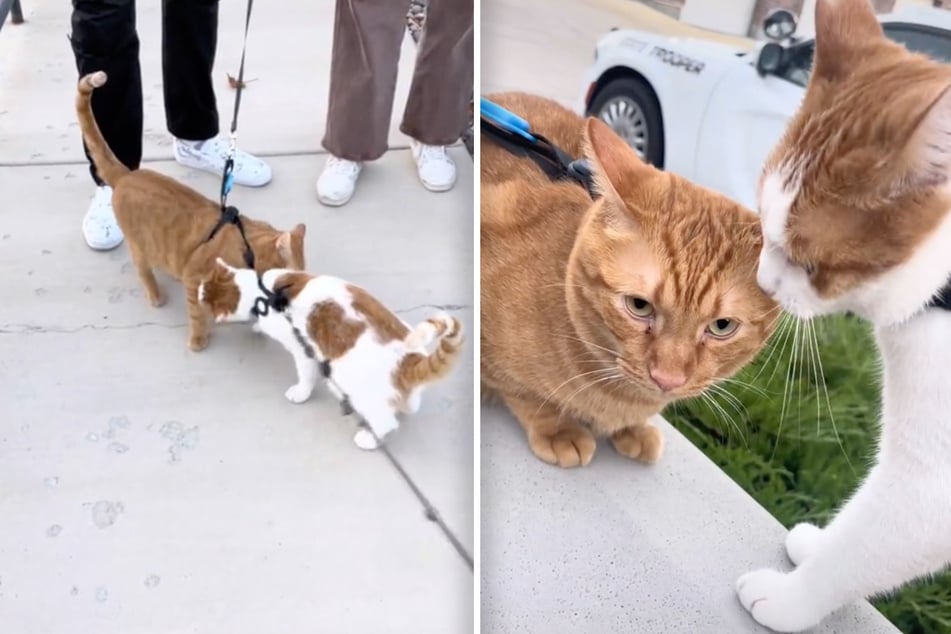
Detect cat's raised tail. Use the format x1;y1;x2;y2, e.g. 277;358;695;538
76;71;130;186
398;314;464;389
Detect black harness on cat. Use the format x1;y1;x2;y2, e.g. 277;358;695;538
480;97;598;199
926;281;951;311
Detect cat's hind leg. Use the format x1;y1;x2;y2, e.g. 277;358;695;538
352;400;400;451
503;392;596;468
610;423;664;464
127;241;165;307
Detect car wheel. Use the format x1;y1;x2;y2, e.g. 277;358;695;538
589;76;664;167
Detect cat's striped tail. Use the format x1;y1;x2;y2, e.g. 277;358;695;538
397;314;464;389
76;72;130;186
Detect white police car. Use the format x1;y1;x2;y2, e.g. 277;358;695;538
580;7;951;209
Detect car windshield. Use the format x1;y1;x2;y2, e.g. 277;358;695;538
777;22;951;87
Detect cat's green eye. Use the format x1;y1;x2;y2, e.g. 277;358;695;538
624;295;654;319
707;318;739;339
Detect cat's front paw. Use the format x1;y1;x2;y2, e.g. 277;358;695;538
353;429;379;450
188;333;209;352
610;423;664;464
284;384;313;404
528;424;596;468
736;568;824;632
148;287;167;308
251;320;263;334
786;522;823;566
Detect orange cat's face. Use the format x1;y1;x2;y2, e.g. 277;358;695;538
568;119;778;400
756;0;951;324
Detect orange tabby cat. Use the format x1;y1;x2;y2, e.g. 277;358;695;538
481;92;777;468
76;71;306;351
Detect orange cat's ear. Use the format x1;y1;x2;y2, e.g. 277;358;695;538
291;223;306;238
583;117;655;230
813;0;883;81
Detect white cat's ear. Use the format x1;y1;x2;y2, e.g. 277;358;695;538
813;0;884;81
214;257;231;272
898;81;951;191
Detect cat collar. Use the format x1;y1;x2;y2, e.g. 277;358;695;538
926;279;951;311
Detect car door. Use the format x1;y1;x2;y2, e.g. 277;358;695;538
880;22;951;63
691;42;813;209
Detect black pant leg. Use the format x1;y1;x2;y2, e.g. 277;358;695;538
70;0;143;186
162;0;219;141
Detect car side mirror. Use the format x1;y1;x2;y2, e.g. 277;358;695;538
756;42;784;76
763;8;797;41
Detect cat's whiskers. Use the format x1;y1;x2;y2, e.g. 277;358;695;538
698;390;747;444
751;312;793;384
557;372;626;415
712;376;770;399
535;366;616;415
553;333;621;359
771;316;802;461
706;383;750;442
807;317;855;473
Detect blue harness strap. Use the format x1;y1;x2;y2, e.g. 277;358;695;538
480;97;597;199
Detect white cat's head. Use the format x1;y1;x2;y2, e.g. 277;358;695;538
755;0;951;327
198;258;263;323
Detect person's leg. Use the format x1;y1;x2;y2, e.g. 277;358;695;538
70;0;142;250
162;0;271;187
317;0;411;206
400;0;473;192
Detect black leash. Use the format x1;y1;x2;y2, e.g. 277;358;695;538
480;115;598;199
317;360;475;571
203;0;285;318
256;307;473;569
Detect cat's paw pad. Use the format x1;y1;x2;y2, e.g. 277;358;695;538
284;384;312;404
736;569;823;633
610;424;664;464
528;425;596;468
188;334;209;352
785;522;823;565
353;429;379;450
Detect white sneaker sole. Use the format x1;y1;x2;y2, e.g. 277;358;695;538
316;187;356;207
419;175;456;193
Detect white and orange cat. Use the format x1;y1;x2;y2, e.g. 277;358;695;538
198;259;464;449
736;0;951;631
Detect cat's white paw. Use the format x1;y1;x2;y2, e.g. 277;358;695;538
786;523;823;566
284;384;313;404
736;568;824;632
353;429;379;450
251;321;263;334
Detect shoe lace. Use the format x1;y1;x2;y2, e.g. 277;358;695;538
326;157;360;175
417;144;448;162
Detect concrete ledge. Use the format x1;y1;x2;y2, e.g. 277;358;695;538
480;408;899;633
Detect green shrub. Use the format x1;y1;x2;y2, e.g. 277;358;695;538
665;314;951;633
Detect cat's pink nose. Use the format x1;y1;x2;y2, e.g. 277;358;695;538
649;368;687;392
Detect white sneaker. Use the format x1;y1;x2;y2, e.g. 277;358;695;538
83;185;123;251
411;140;456;192
173;137;272;187
316;156;363;207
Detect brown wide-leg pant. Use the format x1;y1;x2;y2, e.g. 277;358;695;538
322;0;473;162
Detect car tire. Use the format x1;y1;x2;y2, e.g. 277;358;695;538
588;76;664;167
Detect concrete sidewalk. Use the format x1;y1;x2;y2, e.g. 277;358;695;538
480;0;897;632
0;3;473;633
